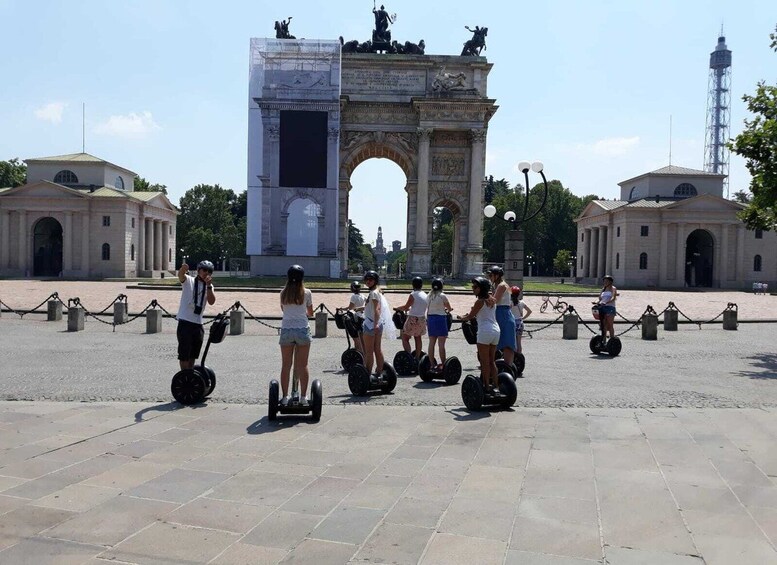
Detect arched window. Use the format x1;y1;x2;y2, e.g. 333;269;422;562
616;253;620;270
674;183;697;197
628;186;636;200
754;255;762;272
130;244;135;261
115;176;125;190
639;252;648;270
54;170;79;184
102;243;110;261
286;198;320;256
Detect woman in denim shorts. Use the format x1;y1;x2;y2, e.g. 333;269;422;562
279;265;314;406
458;277;500;393
598;275;617;341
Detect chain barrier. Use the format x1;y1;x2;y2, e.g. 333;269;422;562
235;301;282;334
0;292;64;318
525;307;568;337
68;297;119;331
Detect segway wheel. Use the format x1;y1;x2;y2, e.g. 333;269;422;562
606;337;622;357
310;379;323;422
171;370;206;406
461;375;484;411
268;379;279;421
341;348;363;372
195;365;216;397
443;357;462;386
348;364;370;396
393;351;415;376
496;359;516;379
418;355;434;382
514;353;526;378
381;362;398;393
497;372;518;407
589;336;604;354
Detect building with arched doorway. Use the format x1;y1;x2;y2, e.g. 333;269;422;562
0;153;177;278
575;165;777;289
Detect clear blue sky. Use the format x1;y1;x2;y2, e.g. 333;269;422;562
1;0;774;248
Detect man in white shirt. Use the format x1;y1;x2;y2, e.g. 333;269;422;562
176;260;216;370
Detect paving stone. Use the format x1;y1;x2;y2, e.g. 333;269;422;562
505;550;600;564
0;494;28;517
439;496;517;542
82;460;173;490
208;471;312;507
210;542;287;565
591;439;657;472
0;505;75;539
510;515;602;560
457;464;522;502
126;468;229;504
0;457;71;480
111;438;170;458
730;484;777;509
604;546;703;564
420;532;506;565
278;538;356;565
180;452;262;475
0;536;103;564
32;484;120;513
749;506;777;544
691;534;777;565
384;496;449;529
242;510;321;549
517;494;599;526
355;522;433;564
101;521;240;565
310;505;385;545
165;497;274;533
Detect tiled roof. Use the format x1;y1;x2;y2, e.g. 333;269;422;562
594;200;628;210
24;152;137;175
130;191;165;201
649;165;723;176
625;199;676;208
90;187;130;198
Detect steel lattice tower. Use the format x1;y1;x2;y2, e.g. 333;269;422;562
704;34;732;196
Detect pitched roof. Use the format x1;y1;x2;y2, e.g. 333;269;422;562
594;200;628;210
24;152;137;176
648;165;723;176
625;199;675;208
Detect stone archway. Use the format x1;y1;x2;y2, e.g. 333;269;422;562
685;229;714;287
33;217;63;277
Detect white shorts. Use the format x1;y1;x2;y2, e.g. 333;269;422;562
477;328;500;346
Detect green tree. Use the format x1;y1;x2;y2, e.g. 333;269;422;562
732;189;752;204
728;24;777;230
484;175;511;204
0;158;27;188
553;249;573;276
431;207;454;275
133;176;168;195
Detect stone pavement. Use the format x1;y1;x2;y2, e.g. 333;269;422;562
1;402;777;564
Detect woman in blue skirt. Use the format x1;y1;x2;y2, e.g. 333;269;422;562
486;265;517;368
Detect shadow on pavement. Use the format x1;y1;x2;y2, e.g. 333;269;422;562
134;401;186;422
246;416;317;434
737;353;777;380
446;407;494;421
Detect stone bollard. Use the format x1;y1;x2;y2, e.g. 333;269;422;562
314;310;328;338
642;313;658;340
68;307;85;332
146;309;163;334
562;314;578;340
113;301;128;325
47;300;63;321
230;310;245;335
663;309;678;331
723;309;738;331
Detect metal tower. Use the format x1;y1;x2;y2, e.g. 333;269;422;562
703;33;732;196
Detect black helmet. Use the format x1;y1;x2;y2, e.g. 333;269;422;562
197;260;214;273
287;264;304;283
603;274;614;282
412;276;423;290
471;276;491;299
431;278;443;291
487;265;504;277
363;270;379;285
350;281;361;292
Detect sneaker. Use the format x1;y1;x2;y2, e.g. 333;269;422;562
280;396;289;406
301;396;309;406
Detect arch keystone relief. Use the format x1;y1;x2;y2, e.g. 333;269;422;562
246;36;497;277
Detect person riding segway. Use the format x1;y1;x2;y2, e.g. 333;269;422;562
589;275;621;356
393;276;428;376
486;266;520;379
509;286;531;376
417;279;460;385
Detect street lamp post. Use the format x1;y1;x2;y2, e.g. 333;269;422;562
483;161;549;287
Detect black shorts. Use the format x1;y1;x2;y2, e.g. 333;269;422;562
177;320;204;361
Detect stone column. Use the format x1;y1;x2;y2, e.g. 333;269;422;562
719;223;729;286
584;228;592;277
597;226;607;278
0;210;9;269
17;211;27;274
162;221;170;270
675;223;685;286
659;223;669;285
606;221;614;276
138;212;145;273
736;224;745;284
416;128;432;245
153;220;162;271
144;219;153;271
467;129;486;246
81;212;90;274
590;228;599;279
63;212;73;273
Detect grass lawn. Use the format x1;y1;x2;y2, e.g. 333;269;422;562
138;276;600;293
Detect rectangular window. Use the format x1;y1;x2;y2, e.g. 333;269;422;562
616;226;621;237
279;110;328;188
640;225;649;237
131;217;135;229
581;233;584;242
755;229;763;239
169;225;172;235
102;216;111;227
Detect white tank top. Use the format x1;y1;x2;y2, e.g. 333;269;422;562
497;284;511;306
409;290;428;317
600;289;613;303
427;292;447;316
476;301;499;333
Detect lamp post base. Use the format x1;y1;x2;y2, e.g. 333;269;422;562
504;229;525;288
462;246;485;277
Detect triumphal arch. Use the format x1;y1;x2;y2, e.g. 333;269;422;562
246;15;497;277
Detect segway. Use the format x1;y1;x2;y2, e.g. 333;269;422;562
335;309;365;371
268;370;322;422
171;313;230;406
391;310;427;375
418;355;462;385
348;361;398;396
465;320;523;378
461;372;517;411
589;305;622;356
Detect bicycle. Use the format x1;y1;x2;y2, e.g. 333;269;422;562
539;293;568;314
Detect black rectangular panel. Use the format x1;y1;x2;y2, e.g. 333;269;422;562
279;110;328;188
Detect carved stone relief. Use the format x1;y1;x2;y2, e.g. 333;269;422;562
433;131;469;147
431;154;466;177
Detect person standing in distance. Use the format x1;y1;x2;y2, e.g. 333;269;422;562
279;265;314;406
395;276;428;364
486;265;517;368
176;260;216;371
426;278;453;369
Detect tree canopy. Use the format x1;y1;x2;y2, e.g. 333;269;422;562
347;220;375;272
0;158;27;188
728;24;777;230
133;176;168;195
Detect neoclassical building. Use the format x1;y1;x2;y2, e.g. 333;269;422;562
0;153;177;278
575;165;776;289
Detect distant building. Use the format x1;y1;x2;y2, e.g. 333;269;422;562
392;240;401;253
373;226;387;266
0;153;177;278
575;166;776;288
